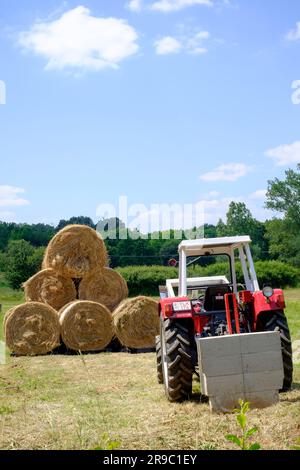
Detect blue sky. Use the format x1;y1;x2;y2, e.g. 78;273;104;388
0;0;300;227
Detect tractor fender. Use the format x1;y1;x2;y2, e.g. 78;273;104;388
253;289;285;323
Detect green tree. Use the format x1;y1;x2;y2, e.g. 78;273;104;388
0;251;6;271
159;239;180;265
10;223;55;247
204;224;217;239
56;216;95;231
226;202;255;235
0;222;15;250
216;218;228;237
2;240;44;289
220;202;268;260
266;164;300;227
107;237;159;268
0;222;55;250
30;246;46;273
265;218;300;266
266;165;300;266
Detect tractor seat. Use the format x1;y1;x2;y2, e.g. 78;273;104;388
204;285;232;312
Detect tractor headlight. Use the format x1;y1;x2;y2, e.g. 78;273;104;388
262;286;274;298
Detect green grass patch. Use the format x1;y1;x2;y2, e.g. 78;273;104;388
0;273;24;342
0;299;24;342
285;288;300;303
284;288;300;341
0;405;15;416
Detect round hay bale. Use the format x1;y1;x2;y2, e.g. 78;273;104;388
23;269;77;311
4;302;60;356
78;268;128;311
112;296;159;349
59;301;113;351
43;225;108;278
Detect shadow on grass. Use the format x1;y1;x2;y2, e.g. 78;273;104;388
188;393;209;404
50;340;155;355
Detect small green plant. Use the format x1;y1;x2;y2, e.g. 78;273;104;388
226;400;261;450
291;438;300;450
92;433;121;450
198;443;218;450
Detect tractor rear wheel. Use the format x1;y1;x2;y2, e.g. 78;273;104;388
160;316;193;402
155;335;163;384
257;310;293;392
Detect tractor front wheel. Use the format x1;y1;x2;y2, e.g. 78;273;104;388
257;310;293;392
160;316;193;402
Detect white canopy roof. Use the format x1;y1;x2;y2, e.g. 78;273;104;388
178;236;251;257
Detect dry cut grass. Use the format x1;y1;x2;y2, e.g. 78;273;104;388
0;353;299;450
0;285;299;450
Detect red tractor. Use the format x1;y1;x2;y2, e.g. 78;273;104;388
156;236;293;402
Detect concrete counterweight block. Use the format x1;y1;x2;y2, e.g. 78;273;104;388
196;332;284;413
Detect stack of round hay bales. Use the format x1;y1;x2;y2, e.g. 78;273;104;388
4;225;121;355
4;224;160;355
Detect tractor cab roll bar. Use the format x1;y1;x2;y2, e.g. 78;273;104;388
178;236;259;297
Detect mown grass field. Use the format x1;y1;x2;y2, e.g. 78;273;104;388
0;282;299;450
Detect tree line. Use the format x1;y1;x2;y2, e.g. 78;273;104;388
0;165;299;289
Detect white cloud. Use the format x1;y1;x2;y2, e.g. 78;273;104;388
151;0;213;12
186;31;210;54
127;0;233;13
250;190;267;200
154;30;210;55
286;22;300;41
154;36;182;54
19;6;139;72
199;192;272;224
200;163;252;182
265;141;300;166
0;186;30;207
292;80;300;105
200;196;239;223
127;0;143;12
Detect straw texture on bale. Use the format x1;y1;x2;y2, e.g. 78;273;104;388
112;296;159;349
59;301;113;351
79;268;128;311
23;268;77;311
43;225;108;278
4;302;60;356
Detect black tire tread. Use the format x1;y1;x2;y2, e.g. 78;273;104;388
257;310;293;392
161;319;193;402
